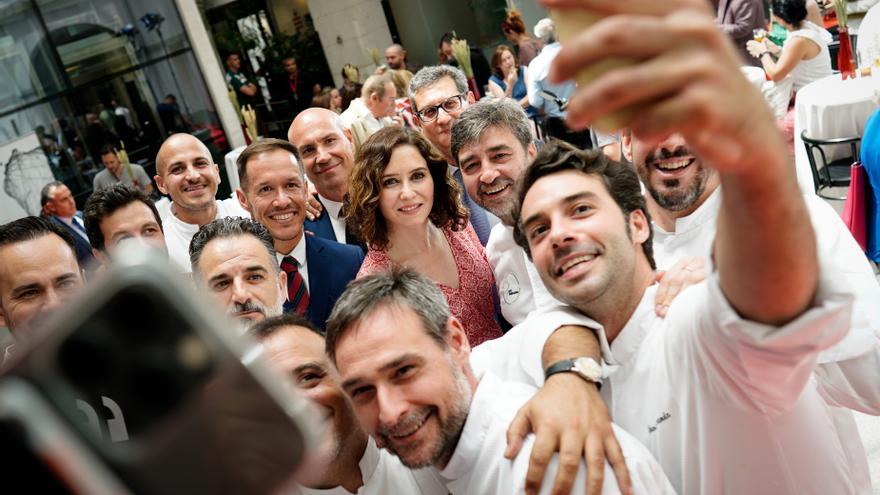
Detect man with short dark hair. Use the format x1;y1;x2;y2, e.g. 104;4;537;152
0;216;84;344
408;65;499;245
83;184;166;264
235;138;363;329
249;313;447;494
93;144;153;194
225;53;260;108
190;217;285;330
154;133;249;272
40;180;94;268
325;269;674;494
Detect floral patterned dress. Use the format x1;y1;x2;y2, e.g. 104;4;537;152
357;225;502;346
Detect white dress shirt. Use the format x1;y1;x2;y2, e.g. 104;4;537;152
318;195;347;244
437;372;675;495
486;223;559;325
275;233;309;292
161;197;250;273
296;437;446;495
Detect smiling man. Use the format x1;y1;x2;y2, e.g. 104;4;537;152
249;313;447;494
154;133;249;272
189;217;286;330
325;269;674;495
0;217;84;352
288;108;365;250
234;138;363;330
451;99;548;325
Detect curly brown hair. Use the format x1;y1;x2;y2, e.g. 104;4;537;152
347;127;469;250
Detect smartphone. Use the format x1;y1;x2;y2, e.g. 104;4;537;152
1;245;319;494
551;10;637;131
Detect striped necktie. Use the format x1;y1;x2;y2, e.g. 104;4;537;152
280;256;310;316
452;167;491;246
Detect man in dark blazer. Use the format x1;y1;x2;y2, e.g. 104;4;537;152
715;0;767;67
40;181;95;269
289;108;366;252
234;138;363;330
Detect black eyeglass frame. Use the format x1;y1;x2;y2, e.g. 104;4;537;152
414;92;467;122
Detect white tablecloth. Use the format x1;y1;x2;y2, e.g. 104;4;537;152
224;145;246;193
793;74;880;193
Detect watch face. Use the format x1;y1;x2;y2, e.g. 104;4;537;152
573;357;603;381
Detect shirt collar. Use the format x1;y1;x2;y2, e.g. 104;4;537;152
319;195;344;219
438;373;498;483
653;188;722;236
296;437;380;495
275;233;307;264
602;285;659;369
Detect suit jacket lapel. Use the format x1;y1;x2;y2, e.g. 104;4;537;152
305;237;329;324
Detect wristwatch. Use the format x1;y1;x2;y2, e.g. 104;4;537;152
544;357;603;386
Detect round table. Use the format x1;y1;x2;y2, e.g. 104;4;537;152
793;75;880;194
741;66;766;90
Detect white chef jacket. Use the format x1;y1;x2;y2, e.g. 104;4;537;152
605;272;864;494
437;372;676;495
486;224;560;325
653;188;880;409
161;197;250;273
296;437;446;495
481;261;867;493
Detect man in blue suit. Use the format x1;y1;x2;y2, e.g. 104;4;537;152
288;108;366;252
40;181;95;269
234;138;364;330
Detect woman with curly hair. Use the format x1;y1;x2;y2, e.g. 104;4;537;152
347;127;502;346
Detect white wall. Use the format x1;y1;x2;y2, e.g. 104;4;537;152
308;0;393;88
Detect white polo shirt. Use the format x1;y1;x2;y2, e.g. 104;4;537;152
162;197;250;273
297;437;446;495
437;372;676;495
486;223;559;325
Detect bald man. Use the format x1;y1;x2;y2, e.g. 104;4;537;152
288;108;364;250
154;133;249;272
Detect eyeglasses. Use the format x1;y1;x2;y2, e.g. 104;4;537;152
415;92;466;122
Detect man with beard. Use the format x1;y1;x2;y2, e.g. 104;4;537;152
190;217;286;330
325;269;675;495
452;99;699;324
0;217;84;359
249;314;447;494
234;138;363;329
620;130;880;483
509;0;870;492
154;133;249;272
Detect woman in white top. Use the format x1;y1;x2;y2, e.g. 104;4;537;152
747;0;833;92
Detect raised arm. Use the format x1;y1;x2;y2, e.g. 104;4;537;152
543;0;817;325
